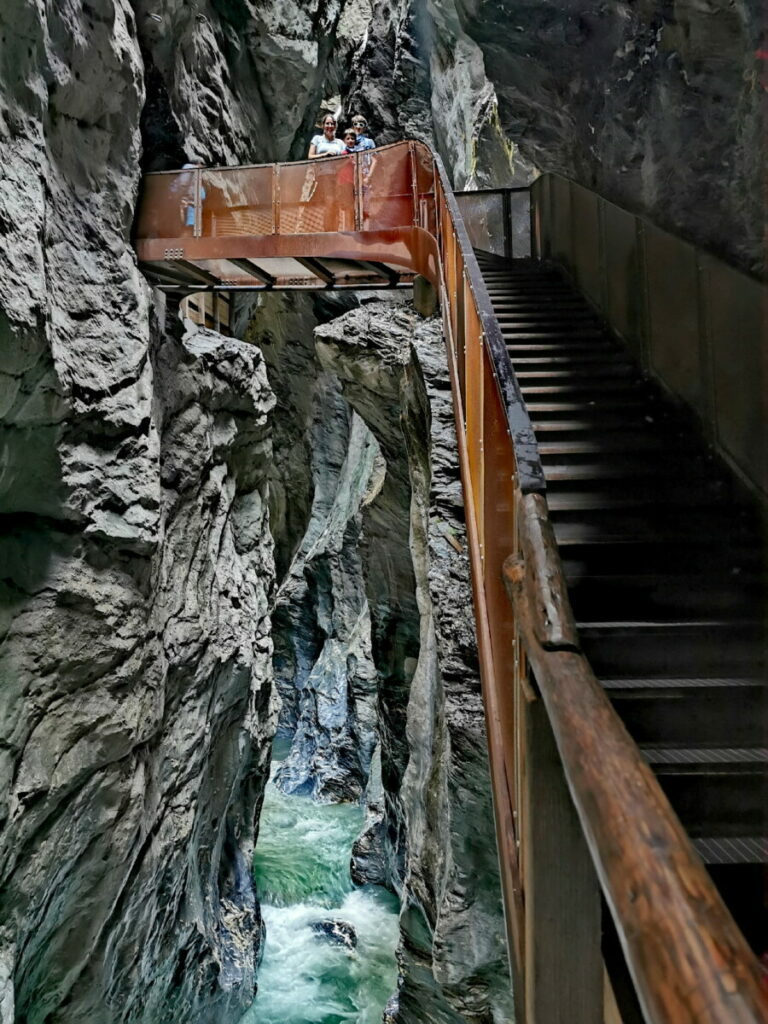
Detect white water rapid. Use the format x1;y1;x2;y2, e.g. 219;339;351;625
239;751;399;1024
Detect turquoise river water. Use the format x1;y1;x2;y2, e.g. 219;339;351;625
239;751;399;1024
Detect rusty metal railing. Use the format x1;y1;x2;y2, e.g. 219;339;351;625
134;142;440;289
133;142;768;1024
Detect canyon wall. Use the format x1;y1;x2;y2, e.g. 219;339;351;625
315;303;514;1024
240;292;513;1023
457;0;765;273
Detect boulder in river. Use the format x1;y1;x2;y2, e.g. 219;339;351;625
310;919;358;950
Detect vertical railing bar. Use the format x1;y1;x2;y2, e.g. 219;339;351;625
503;188;513;259
272;163;279;234
354;152;363;231
194;167;202;238
432;160;442;249
409;141;419;227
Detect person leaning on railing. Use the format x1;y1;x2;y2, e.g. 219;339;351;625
304;113;347;231
307;114;345;158
349;115;376;226
338;130;358;189
178;161;206;230
350;115;375;151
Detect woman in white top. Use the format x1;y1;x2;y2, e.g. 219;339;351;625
308;115;345;158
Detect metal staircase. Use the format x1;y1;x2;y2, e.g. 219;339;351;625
476;251;767;888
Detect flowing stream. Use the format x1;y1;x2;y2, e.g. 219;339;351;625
240;745;399;1024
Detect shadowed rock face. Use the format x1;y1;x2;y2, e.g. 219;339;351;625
0;305;278;1020
0;1;280;1017
458;0;765;273
345;0;763;271
239;293;512;1022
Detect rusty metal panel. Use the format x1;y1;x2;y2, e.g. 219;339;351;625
644;225;704;415
135;172;197;241
447;228;460;352
549;175;573;272
570;183;603;308
363;143;412;229
702;255;768;497
412;142;435;196
602;199;645;364
278;157;356;234
200;166;274;237
482;344;518;700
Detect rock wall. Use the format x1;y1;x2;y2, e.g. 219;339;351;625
345;0;763;269
315;304;514;1024
0;2;280;1019
458;0;765;273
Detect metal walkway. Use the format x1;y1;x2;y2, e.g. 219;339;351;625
133;142;768;1024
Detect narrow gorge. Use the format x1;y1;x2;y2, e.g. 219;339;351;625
1;0;763;1021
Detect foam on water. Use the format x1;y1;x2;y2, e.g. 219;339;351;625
240;759;399;1024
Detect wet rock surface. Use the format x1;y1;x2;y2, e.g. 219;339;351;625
461;0;764;274
311;918;359;949
0;303;277;1020
0;2;281;1016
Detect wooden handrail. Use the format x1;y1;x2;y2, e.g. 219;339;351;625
503;496;768;1024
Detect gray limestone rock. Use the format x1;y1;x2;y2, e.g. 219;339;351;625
311;918;359;949
316;303;514;1024
459;0;764;274
0;304;278;1021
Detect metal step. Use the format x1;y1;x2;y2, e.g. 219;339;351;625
602;677;767;749
510;353;630;367
578;620;764;677
520;381;646;397
501;331;607;342
692;836;768;865
642;747;768;839
566;571;760;621
507;342;618;355
516;366;640;382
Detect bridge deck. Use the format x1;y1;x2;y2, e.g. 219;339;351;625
134;142;438;292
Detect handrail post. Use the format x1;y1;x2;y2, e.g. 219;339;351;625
432;162;443;258
520;672;602;1024
354;152;363;231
